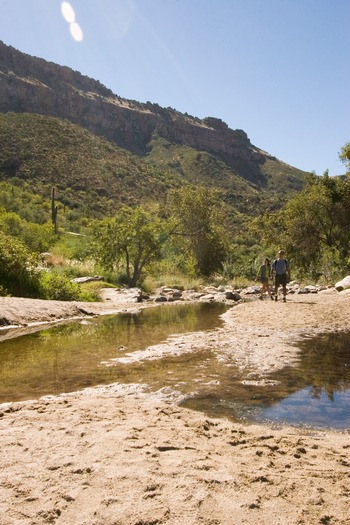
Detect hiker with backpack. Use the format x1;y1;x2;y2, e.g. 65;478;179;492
271;250;291;302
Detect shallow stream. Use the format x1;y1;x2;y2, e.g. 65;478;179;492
0;303;349;429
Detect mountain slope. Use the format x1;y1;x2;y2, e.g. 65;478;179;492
0;40;307;197
1;112;270;222
0;112;186;217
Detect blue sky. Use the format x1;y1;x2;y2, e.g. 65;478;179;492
0;0;349;175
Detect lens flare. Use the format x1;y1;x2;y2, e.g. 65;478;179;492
61;2;83;42
61;2;75;24
70;22;83;42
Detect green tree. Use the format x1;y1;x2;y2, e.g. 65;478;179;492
94;206;168;287
168;186;229;276
339;142;350;174
249;210;287;253
0;211;56;252
249;171;350;278
284;182;333;269
0;232;40;297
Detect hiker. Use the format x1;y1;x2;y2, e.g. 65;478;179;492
256;257;273;300
271;249;291;302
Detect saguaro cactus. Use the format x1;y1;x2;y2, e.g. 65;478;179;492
51;187;58;233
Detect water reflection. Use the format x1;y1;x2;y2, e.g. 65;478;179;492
0;305;349;429
296;331;350;400
0;303;227;403
181;331;350;429
254;331;350;428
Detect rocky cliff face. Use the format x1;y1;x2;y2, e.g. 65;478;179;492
0;40;292;187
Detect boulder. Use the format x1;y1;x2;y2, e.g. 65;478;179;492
335;276;350;292
71;276;103;283
242;286;260;295
154;296;168;303
225;291;241;301
304;285;318;293
199;294;215;302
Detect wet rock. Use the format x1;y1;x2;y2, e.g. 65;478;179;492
225;291;241;301
155;296;168;302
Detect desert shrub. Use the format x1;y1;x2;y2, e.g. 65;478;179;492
0;211;55;252
77;280;111;302
39;271;102;302
0;232;40;297
0;284;8;296
39;273;82;301
143;270;204;293
59;259;96;279
52;232;94;261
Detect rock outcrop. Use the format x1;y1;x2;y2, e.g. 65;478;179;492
0;40;306;189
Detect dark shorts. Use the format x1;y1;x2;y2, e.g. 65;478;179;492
275;274;287;286
260;277;269;283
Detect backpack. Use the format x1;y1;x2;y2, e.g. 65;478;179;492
272;259;289;274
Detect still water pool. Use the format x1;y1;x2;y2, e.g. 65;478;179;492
0;303;227;403
0;303;349;429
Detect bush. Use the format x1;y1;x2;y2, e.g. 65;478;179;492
39;273;82;301
0;232;40;297
78;280;108;301
52;232;94;261
38;272;102;301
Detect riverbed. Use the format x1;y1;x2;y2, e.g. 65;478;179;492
0;289;349;525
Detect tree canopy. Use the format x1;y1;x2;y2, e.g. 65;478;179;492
0;232;40;297
94;206;169;287
250;171;350;280
1;141;350;297
168;186;229;277
340;142;350;174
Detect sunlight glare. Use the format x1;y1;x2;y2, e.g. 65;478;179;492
61;2;75;24
70;22;83;42
61;2;83;43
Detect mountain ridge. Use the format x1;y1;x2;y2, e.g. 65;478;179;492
0;40;307;194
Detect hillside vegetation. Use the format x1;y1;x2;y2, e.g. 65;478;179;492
0;40;307;203
0;113;184;221
0;112;305;223
0;111;349;300
0;38;349;299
